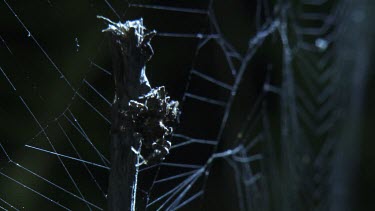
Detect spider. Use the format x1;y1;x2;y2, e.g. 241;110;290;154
121;86;179;165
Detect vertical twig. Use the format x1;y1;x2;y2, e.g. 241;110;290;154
98;16;156;211
330;1;371;210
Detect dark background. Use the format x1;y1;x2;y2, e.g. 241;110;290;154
0;0;374;210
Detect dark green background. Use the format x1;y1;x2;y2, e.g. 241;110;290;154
0;0;374;210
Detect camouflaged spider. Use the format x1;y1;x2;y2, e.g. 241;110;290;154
121;86;179;165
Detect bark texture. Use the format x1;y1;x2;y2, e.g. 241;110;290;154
99;17;155;211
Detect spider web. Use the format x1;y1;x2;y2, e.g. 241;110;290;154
0;0;370;210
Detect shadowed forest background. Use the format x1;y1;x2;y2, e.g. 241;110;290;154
0;0;374;210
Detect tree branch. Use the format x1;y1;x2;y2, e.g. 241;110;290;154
99;16;155;211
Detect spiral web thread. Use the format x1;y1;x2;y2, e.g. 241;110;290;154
0;0;366;210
